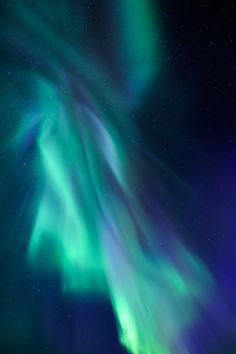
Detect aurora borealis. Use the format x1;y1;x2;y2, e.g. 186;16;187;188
0;1;236;354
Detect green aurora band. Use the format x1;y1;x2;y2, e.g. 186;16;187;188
4;0;217;353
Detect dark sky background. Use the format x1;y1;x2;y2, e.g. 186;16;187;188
0;1;236;353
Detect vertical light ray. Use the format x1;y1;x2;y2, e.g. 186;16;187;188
6;1;221;353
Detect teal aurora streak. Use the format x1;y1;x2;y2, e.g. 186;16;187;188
5;1;218;353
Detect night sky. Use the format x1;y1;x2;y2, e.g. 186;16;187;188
0;1;236;354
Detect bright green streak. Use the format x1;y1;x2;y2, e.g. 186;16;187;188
26;79;213;354
28;80;106;294
8;1;216;353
